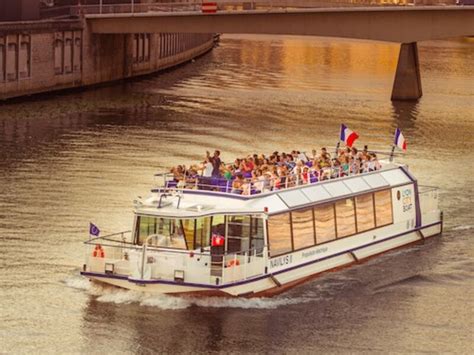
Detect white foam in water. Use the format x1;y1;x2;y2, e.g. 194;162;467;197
97;290;148;305
64;276;92;291
64;275;115;296
97;290;311;310
64;276;312;310
187;296;308;309
452;225;472;231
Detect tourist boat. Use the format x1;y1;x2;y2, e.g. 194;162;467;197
80;159;443;297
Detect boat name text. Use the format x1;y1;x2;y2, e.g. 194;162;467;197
270;255;293;268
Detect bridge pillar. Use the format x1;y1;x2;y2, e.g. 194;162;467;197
391;42;422;101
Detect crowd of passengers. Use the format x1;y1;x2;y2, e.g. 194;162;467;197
169;146;382;195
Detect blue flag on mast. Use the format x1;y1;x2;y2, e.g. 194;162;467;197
89;223;100;237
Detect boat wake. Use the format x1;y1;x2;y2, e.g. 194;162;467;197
451;225;472;231
64;276;312;310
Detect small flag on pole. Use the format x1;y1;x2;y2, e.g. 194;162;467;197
89;223;100;237
394;128;407;151
340;124;359;148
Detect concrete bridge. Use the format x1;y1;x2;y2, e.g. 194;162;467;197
85;5;474;100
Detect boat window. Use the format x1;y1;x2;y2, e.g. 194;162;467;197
268;213;292;256
227;215;251;254
374;189;393;227
182;219;196;250
135;216;187;249
250;217;265;253
195;217;212;250
335;198;356;238
291;208;316;250
211;215;226;236
314;204;336;244
137;216;157;243
355;193;375;232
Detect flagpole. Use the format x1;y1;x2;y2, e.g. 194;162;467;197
389;145;396;162
335;123;342;158
334;141;340;160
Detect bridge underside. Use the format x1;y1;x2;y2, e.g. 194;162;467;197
86;7;474;101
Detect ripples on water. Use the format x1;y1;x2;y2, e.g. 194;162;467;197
0;35;473;353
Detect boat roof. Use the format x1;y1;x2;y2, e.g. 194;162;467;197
134;163;414;218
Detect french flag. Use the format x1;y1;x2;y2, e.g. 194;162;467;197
394;128;407;151
340;124;359;147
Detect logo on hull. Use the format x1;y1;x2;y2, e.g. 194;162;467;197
402;188;413;212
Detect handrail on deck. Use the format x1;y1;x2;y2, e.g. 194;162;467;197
418;185;440;194
155;161;385;196
86;230;132;244
86;233;264;259
49;0;412;18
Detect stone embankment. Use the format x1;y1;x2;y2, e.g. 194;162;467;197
0;18;215;100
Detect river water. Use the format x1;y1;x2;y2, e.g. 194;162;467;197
1;35;473;353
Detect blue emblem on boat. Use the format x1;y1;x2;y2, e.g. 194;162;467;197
89;223;100;237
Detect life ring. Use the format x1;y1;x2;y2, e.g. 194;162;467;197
92;244;105;258
227;259;240;267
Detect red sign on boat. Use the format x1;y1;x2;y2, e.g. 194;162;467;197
211;234;225;247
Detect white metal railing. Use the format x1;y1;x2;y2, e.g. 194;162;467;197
221;247;266;284
418;185;439;194
418;185;440;214
154;160;383;196
85;232;266;284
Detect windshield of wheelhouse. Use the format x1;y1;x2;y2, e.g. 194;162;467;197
134;215;261;251
134;215;221;250
135;216;188;249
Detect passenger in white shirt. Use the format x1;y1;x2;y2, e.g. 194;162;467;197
202;157;213;177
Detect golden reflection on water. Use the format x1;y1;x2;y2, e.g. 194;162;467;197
237;35;400;87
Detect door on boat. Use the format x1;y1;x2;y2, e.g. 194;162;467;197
222;215;266;282
210;215;226;277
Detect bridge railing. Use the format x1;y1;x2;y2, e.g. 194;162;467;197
59;1;413;18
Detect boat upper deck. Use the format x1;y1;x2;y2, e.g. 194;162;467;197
136;163;415;218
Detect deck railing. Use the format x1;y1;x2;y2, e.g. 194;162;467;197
41;1;414;18
85;232;266;284
86;232;263;259
154;162;383;196
418;185;439;195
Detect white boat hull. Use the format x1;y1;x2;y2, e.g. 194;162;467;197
82;220;441;297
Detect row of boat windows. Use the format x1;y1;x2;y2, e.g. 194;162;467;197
135;215;265;253
268;189;393;256
134;189;393;254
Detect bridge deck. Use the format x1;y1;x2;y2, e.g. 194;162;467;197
85;6;474;43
